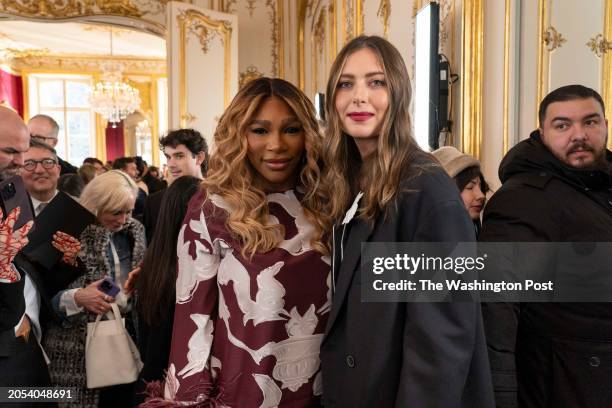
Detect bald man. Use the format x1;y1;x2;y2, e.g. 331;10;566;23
0;107;29;174
0;108;53;395
27;114;77;175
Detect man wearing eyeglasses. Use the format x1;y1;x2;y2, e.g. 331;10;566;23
27;114;77;176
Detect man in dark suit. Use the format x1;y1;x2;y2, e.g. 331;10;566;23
0;106;40;388
27;114;77;175
142;129;208;241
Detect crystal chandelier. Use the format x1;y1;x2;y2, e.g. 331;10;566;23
90;30;141;128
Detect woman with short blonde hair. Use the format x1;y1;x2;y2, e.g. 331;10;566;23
43;169;146;407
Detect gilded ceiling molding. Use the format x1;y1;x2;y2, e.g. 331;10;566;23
2;48;50;59
0;0;166;36
0;0;93;18
239;65;264;88
0;0;144;18
96;0;142;16
377;0;391;39
12;54;166;74
177;9;233;126
460;0;484;159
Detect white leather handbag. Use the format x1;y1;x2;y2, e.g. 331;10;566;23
85;303;143;388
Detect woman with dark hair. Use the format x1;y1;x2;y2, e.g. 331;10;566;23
133;175;201;405
432;146;490;236
144;77;331;407
58;173;85;199
320;35;494;407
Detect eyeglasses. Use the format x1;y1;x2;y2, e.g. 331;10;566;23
30;134;58;144
23;159;58;172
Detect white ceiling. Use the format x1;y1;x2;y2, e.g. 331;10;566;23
0;21;166;59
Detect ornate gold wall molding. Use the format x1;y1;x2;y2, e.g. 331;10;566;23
265;0;281;77
276;0;284;78
604;0;612;148
543;26;566;51
239;65;263;88
11;54;165;74
503;0;511;154
355;0;363;36
179;9;232;54
329;0;337;66
298;0;308;90
377;0;391;39
343;0;354;44
177;9;233;127
587;34;612;58
536;0;549;120
460;0;484;159
311;7;326;93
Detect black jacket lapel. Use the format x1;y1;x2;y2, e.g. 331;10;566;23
323;218;374;342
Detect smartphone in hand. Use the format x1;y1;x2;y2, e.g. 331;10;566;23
0;176;35;231
97;277;120;298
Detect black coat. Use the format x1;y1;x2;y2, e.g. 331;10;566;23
142;188;166;243
479;131;612;408
58;157;77;176
0;272;26;356
321;163;495;408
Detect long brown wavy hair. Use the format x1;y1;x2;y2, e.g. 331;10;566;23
202;77;331;256
323;35;432;224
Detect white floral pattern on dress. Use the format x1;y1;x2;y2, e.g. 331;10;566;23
166;189;330;406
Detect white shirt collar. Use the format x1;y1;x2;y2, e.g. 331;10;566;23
31;189;59;213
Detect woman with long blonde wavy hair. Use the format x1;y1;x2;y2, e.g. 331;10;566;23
319;35;494;407
149;77;332;407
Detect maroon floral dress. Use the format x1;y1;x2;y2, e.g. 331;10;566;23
163;189;330;407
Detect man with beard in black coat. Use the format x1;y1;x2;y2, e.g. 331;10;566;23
480;85;612;408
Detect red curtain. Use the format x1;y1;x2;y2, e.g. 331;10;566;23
105;121;125;161
0;69;24;117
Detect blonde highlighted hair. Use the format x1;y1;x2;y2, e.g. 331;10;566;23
323;35;431;224
80;170;138;216
203;77;331;256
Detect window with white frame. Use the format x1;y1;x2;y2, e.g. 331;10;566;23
28;74;96;165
